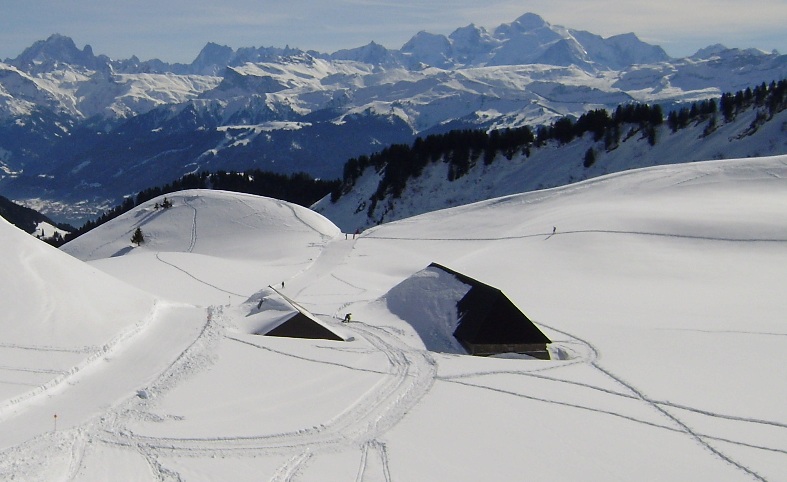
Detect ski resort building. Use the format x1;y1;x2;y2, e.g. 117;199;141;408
430;263;552;359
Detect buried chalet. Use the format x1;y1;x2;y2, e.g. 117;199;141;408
430;263;552;359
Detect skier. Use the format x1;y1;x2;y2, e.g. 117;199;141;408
343;313;352;323
281;281;285;289
552;226;557;235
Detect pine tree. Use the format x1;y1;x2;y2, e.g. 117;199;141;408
583;148;596;168
131;227;145;246
646;125;657;146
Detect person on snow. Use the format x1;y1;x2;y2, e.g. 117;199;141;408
343;313;352;323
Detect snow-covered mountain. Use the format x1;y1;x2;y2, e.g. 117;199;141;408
1;154;785;480
0;13;785;223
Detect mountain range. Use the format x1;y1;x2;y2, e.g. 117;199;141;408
1;12;785;224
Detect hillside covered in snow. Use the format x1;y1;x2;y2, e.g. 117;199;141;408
0;154;785;480
315;84;787;231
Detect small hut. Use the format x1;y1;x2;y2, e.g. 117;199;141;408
261;286;345;342
266;312;344;341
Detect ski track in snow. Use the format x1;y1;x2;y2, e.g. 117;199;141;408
0;303;210;480
591;362;769;481
276;199;334;240
183;198;198;253
289;238;357;298
95;314;437;470
287;236;377;319
270;450;312;482
154;252;248;298
18;249;55;332
0;365;66;375
659;328;787;337
534;322;773;480
364;228;787;244
356;439;392;482
224;335;388;376
441;365;787;431
65;430;88;482
0;343;96;354
0;300;162;425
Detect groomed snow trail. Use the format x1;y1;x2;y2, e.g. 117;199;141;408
99;315;437;457
285;232;356;301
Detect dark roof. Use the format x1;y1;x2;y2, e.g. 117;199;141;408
266;312;344;341
263;285;345;342
429;263;551;346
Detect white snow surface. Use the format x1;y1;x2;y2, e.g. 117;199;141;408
33;221;69;239
2;159;787;480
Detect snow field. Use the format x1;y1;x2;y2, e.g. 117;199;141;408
1;157;785;480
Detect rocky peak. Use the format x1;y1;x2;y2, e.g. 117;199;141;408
191;42;235;75
510;13;550;32
10;34;104;72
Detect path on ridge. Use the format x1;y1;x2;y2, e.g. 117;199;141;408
285;235;357;301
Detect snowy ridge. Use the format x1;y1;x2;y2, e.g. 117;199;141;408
63;189;340;262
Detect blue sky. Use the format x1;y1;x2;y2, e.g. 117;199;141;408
1;0;785;63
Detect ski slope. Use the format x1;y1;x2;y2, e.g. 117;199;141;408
1;156;786;480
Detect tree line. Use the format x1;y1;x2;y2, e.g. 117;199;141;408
331;102;667;207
